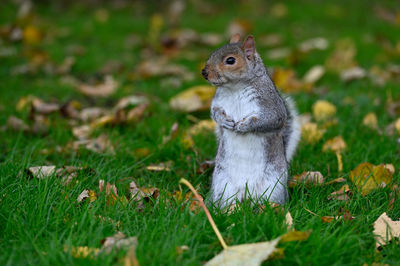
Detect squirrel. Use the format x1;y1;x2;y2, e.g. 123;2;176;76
201;34;300;207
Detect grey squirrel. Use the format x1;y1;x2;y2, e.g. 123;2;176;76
201;34;300;207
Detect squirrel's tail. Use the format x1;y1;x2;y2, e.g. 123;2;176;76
282;96;301;162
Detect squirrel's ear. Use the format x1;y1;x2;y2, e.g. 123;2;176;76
229;33;241;44
242;35;255;60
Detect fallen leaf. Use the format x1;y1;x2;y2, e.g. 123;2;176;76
129;181;159;202
349;162;392;195
395;118;400;135
27;165;56;179
289;171;324;187
328;184;351;201
324;177;346;185
79;107;109;122
285;212;294;230
101;232;138;254
272;68;310;93
72;134;115;154
325;38;357;73
146;162;172;171
56;166;84;185
205;237;281;266
303;65;325;84
169;85;216;112
77;76;118;97
137;57;194;81
279;230;311;243
322;136;346;153
176;245;190;255
301;122;325;144
226;19;252;38
312;100;337;122
340;66;366;82
373;212;400;248
298;37;329;53
6;116;29;131
77;189;96;203
124;245;139;266
384;164;395;174
31;98;60;114
172;190;203;213
72;125;92;140
362;112;378;130
126;102;149;123
23;25;42;44
114;95;149;111
69;246;100;259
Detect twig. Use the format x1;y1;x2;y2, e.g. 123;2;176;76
179;178;228;250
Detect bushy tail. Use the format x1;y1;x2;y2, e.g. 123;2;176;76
282;96;300;162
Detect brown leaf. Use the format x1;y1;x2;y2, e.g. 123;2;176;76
328;184;351;201
169;85;216;112
137;57;194;81
290;171;324;187
77;189;96;203
77;76;118;97
126;102;149;123
285;212;294;230
114;95;148;111
298;37;329;53
325;38;357;73
31;98;60;115
129;181;159;202
322;136;346;153
6;116;29;131
101;232;137;254
373;212;400;248
72;134;115;154
349;162;393;196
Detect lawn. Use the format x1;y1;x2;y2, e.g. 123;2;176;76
1;0;400;265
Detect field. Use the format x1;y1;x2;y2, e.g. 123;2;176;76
1;0;400;265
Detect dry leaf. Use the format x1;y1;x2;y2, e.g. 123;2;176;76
373;212;400;248
101;232;138;254
395;118;400;135
114;95;148;111
363;112;378;130
126;102;149;123
129;181;159;202
169;85;216;112
301;122;325;144
298;37;329;53
312;100;337;122
77;189;96;203
328;184;351;201
340;66;366;82
146;161;172;171
77;76;118;97
290;171;324;187
69;246;100;259
272;68;310;93
205;237;280;266
303;65;325;84
6;116;29;131
72;134;115;154
79;107;109;122
322;136;346;153
31;98;60;114
23;25;42;44
285;212;294;230
349;162;392;195
325;38;357;73
324;177;346;185
27;165;56;179
137;57;194;81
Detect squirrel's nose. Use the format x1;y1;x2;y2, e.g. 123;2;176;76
201;68;208;80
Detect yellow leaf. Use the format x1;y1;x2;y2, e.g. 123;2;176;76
362;112;378;130
205;238;281;266
312;100;337;122
301;122;325;144
69;246;100;259
349;162;393;195
23;25;42;44
395;118;400;135
279;230;311;243
187;120;217;135
373;212;400;248
322;136;346;153
272;68;310;93
169;85;216;112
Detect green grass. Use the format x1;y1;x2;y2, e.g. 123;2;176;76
1;0;400;265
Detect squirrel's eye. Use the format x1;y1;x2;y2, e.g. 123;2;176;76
225;57;236;65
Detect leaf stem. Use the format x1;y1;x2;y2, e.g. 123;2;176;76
179;178;228;250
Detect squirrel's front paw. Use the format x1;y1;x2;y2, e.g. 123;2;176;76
213;107;235;130
235;116;258;133
221;117;235;130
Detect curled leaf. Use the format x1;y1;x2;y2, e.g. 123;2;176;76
349;162;392;195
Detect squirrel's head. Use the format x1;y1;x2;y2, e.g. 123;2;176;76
202;34;265;87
